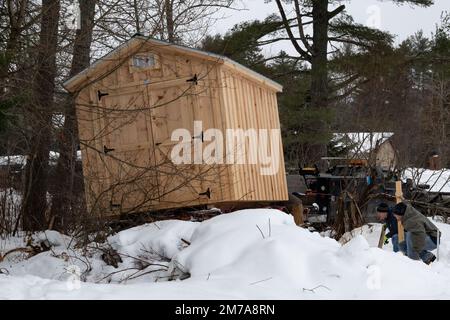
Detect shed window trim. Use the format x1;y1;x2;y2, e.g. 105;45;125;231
130;53;159;71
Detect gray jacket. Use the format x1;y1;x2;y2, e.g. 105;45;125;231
402;204;440;255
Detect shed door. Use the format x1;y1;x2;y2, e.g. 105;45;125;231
97;87;158;213
149;83;218;206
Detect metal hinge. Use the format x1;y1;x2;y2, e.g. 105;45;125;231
97;90;109;101
192;131;204;142
186;74;198;85
103;145;115;154
199;187;211;199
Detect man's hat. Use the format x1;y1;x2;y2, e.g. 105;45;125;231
376;203;389;213
393;202;407;216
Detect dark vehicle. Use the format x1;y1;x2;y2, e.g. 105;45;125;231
295;160;369;224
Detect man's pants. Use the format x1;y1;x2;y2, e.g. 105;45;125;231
391;234;402;253
404;232;437;262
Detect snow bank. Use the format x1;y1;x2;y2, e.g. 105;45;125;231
108;220;197;260
1;209;450;299
403;168;450;193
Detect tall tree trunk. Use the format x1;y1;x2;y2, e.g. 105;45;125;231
49;0;96;232
1;0;28;89
165;0;174;42
132;0;141;34
22;0;60;231
310;0;330;164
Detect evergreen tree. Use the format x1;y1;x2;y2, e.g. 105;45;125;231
270;0;433;165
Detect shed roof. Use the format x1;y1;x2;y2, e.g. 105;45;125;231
63;35;283;93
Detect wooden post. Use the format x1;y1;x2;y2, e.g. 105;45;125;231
395;181;405;242
292;203;304;226
378;224;387;248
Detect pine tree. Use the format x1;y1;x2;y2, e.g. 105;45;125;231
271;0;433;165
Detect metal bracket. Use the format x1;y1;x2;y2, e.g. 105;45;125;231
97;90;109;101
186;74;198;85
192;131;204;142
199;187;211;199
103;145;115;154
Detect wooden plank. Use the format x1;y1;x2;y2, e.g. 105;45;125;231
231;74;245;200
396;180;405;242
262;87;275;200
199;64;226;202
258;85;270;201
243;81;256;200
217;67;234;201
224;70;241;200
75;88;97;212
233;75;249;200
266;90;280;200
208;65;227;201
252;84;268;201
271;91;288;200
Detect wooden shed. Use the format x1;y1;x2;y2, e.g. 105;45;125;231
64;35;288;217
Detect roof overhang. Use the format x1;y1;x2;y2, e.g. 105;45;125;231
63;36;283;93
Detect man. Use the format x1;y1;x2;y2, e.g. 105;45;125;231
376;203;402;253
393;202;440;264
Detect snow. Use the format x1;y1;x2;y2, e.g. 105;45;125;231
1;208;450;299
0;155;26;167
0;151;82;167
403;168;450;193
108;220;197;261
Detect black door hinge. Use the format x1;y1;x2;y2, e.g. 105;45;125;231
186;74;198;85
199;187;211;199
98;90;109;101
104;145;115;154
192;131;204;142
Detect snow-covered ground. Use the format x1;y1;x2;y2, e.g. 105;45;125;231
1;209;450;299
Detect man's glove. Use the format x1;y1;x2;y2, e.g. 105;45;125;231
384;236;390;245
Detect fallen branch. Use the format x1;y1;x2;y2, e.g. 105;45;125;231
256;224;265;239
0;247;34;262
302;285;331;293
181;238;191;246
249;277;273;285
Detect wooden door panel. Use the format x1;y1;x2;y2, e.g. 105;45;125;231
95;88;158;212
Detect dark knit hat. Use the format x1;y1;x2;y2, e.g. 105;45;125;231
376;203;389;213
393;202;407;216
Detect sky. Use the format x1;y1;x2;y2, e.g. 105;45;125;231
211;0;449;55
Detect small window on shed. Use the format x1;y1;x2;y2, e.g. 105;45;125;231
131;54;158;70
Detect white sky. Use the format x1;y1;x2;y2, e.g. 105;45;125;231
211;0;449;55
